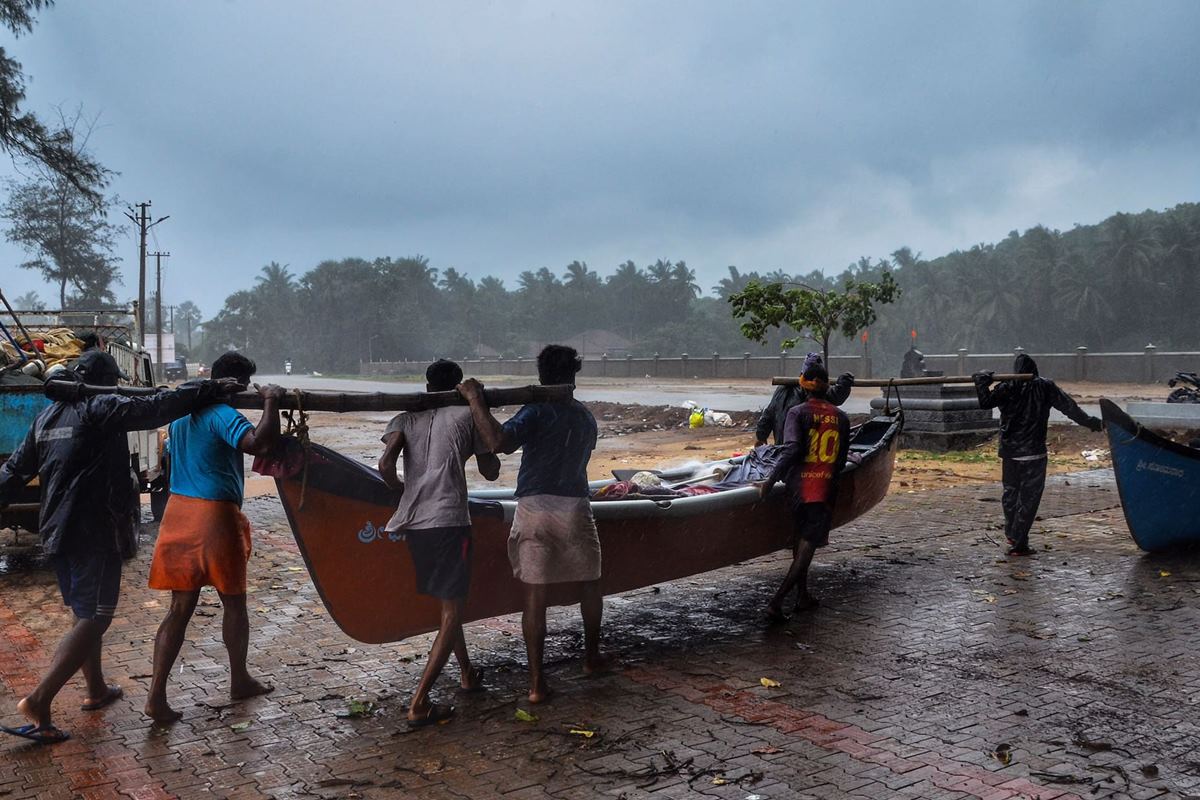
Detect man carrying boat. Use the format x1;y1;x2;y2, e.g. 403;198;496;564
0;351;240;744
755;352;853;446
379;359;500;727
459;344;608;704
757;362;851;622
144;352;284;724
974;354;1101;556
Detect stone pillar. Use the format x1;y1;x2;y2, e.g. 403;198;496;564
601;353;608;377
1144;343;1157;384
681;353;689;378
653;353;660;378
779;350;788;377
626;354;633;377
1075;346;1087;381
1014;346;1025;357
957;348;968;376
743;352;751;378
712;352;720;379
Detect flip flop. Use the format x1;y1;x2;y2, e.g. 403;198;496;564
2;723;71;745
81;685;123;711
458;668;487;694
406;703;455;729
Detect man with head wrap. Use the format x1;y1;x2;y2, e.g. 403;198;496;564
974;354;1102;556
757;362;851;622
0;351;241;743
755;353;854;446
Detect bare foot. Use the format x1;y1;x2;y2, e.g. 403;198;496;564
17;696;50;729
459;666;485;692
527;681;553;705
143;700;184;725
583;653;615;676
230;678;274;701
792;594;821;613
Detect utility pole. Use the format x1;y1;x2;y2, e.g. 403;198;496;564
123;201;169;346
151;251;170;379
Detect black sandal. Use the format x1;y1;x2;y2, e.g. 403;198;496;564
406;703;456;729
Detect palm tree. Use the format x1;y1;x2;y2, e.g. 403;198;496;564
175;300;202;351
11;290;45;311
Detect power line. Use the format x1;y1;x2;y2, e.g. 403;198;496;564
122;202;169;340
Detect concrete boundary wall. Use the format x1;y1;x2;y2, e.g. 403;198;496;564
365;347;1198;384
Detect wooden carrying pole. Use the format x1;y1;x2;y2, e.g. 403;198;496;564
771;374;1034;387
44;382;574;411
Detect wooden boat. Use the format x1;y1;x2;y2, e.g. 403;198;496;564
1100;398;1200;551
268;411;902;644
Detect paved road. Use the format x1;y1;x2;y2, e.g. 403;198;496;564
258;374;1104;421
2;469;1195;798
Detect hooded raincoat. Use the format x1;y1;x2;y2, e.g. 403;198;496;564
0;380;229;555
974;354;1101;459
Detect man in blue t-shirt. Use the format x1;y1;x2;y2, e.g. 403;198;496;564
460;344;608;705
144;352;284;724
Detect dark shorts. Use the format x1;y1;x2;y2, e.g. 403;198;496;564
791;502;833;549
53;547;122;619
406;526;473;600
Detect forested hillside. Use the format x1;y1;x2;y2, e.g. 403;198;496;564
199;203;1200;373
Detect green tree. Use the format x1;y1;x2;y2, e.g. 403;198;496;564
11;289;43;310
0;1;105;199
1;109;120;307
729;272;900;363
175;300;202;351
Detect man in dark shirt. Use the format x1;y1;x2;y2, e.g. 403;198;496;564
974;354;1101;556
755;353;853;446
459;344;606;704
0;352;238;743
758;363;851;622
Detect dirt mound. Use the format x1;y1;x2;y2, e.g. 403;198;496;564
585;401;758;436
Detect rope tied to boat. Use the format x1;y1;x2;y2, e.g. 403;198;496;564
282;388;311;510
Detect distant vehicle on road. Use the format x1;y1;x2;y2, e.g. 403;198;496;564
163;358;188;381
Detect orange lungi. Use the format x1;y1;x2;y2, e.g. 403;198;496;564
148;494;253;595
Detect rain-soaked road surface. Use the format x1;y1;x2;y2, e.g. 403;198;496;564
1;469;1197;799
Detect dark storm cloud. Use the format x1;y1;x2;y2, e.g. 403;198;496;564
1;1;1198;311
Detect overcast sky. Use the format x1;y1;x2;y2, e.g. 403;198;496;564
1;1;1198;317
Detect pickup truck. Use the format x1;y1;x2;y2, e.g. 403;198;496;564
0;309;169;546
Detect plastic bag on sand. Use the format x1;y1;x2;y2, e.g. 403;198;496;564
689;409;705;429
706;410;735;428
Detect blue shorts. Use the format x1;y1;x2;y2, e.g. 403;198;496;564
53;548;122;619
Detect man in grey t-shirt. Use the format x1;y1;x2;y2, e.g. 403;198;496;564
379;360;500;728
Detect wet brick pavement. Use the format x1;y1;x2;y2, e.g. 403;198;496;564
2;469;1198;799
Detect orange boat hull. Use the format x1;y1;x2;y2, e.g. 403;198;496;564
275;417;899;644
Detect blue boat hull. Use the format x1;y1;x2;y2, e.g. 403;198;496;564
1101;398;1200;551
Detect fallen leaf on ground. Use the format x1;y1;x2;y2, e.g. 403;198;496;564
759;677;781;688
981;595;997;603
568;729;595;739
229;721;251;732
514;709;538;723
752;746;782;755
712;776;727;785
1159;570;1171;577
337;699;377;719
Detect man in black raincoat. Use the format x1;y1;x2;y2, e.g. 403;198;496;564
974;354;1101;556
755;353;854;446
0;351;240;744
